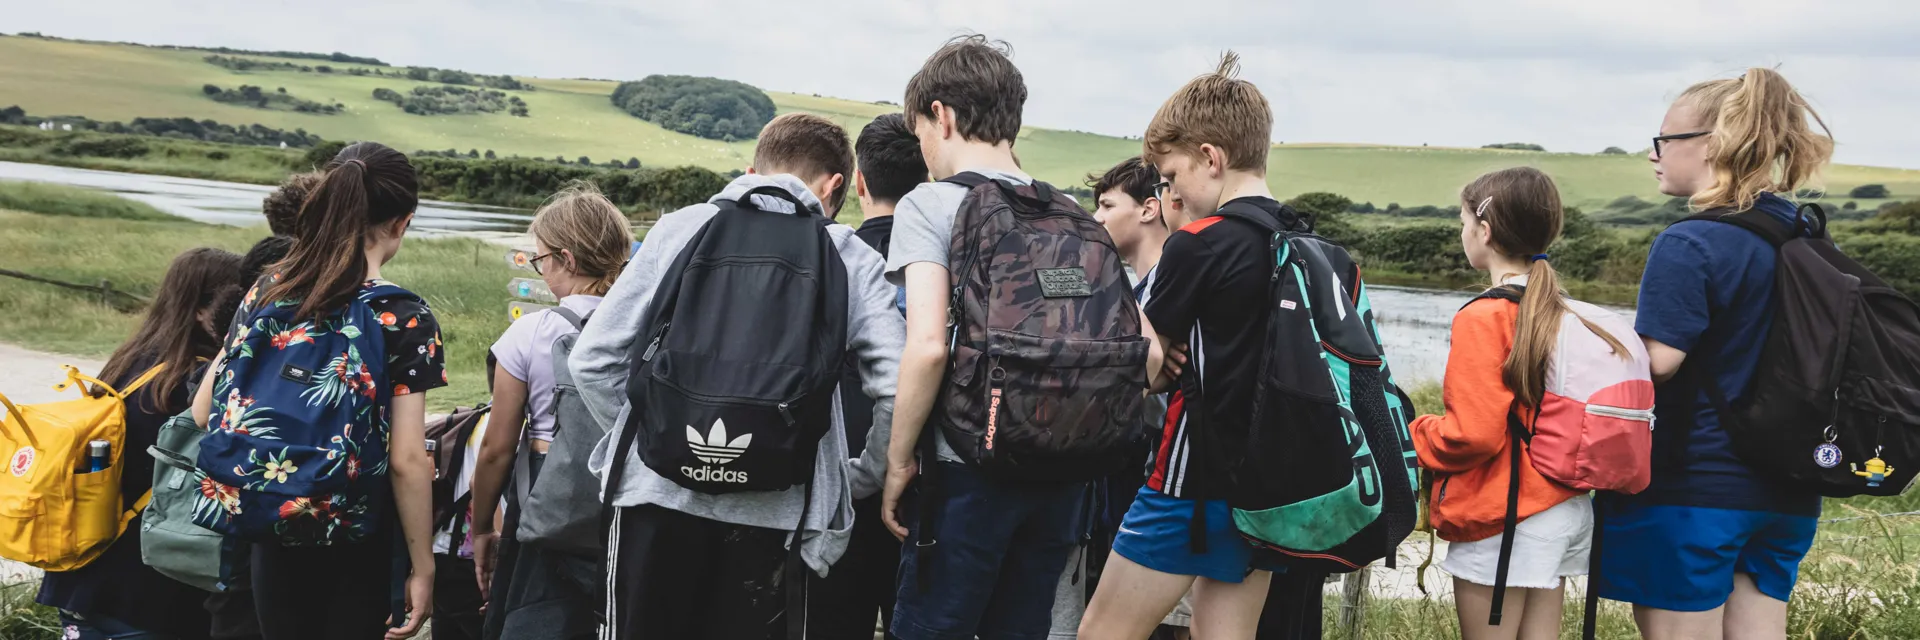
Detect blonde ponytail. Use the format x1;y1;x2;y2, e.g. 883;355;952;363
1679;67;1835;212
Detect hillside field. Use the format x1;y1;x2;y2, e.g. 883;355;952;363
5;35;1920;207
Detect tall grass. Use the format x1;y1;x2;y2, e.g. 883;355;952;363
0;581;59;640
0;210;510;410
0;180;186;222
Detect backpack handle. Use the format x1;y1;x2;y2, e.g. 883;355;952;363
53;363;165;400
736;187;816;217
0;393;31;446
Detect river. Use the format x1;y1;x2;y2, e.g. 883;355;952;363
0;160;1635;389
0;160;533;232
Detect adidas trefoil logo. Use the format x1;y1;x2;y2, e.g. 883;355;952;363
683;418;752;484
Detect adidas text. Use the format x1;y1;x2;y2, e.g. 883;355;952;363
682;465;750;484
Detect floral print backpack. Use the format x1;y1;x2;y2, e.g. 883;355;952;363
193;279;416;545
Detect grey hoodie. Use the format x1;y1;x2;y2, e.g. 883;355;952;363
571;173;902;575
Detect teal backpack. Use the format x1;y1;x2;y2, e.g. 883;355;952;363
1210;201;1418;573
142;408;230;592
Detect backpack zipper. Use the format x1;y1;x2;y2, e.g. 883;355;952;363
1585;404;1655;422
640;322;671;362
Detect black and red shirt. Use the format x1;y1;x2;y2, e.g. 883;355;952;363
1144;197;1279;498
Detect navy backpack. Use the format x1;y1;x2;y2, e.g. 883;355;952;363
193;278;414;545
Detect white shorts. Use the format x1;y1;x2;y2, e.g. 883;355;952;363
1440;494;1593;589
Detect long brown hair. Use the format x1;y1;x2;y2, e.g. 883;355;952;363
97;247;245;413
1677;68;1834;212
528;182;634;297
1462;168;1629;409
263;142;418;320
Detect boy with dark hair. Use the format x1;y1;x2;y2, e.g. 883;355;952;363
1080;52;1292;640
260;171;321;236
809;112;926;640
881;35;1156;640
572;112;904;639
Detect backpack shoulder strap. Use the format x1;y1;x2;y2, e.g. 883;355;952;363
117;363;169;398
1214;200;1281;233
359;281;421;305
939;171;992;190
1676;208;1795;248
548;306;586;332
1459;284;1524;312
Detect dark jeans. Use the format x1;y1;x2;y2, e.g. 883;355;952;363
433;554;485;640
808;495;900;640
482;452;600;640
250;540;394;640
891;463;1088;640
604;504;791;640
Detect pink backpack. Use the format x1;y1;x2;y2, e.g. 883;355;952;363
1479;285;1654;629
1484;286;1655;493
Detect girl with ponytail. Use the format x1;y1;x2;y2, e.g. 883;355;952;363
468;182;633;639
191;142;444;640
1595;68;1833;639
1410;167;1614;640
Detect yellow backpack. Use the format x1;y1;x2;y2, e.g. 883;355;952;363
0;364;160;571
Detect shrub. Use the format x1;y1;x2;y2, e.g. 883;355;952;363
49;136;149;159
204;84;338;114
1482;143;1546;151
610;75;775;141
408;156;728;213
1353;222;1473;276
376;85;519;116
1850;184;1891;199
304;140;347;168
1601;146;1628;155
202;84;221;95
1286;192;1356;243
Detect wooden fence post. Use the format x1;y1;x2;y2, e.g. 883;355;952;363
100;279;113;307
1339;566;1371;639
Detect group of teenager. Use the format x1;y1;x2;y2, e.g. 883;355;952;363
34;33;1846;640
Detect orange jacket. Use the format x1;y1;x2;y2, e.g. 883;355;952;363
1410;297;1583;543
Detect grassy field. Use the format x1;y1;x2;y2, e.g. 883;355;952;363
0;179;185;221
0;209;509;410
7;35;1919;207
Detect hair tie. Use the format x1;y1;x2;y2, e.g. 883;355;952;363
1474;197;1493;218
1530;253;1550;263
343;158;367;171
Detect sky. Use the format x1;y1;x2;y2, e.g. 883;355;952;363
15;0;1920;168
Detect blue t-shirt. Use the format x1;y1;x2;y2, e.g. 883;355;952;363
1627;192;1821;515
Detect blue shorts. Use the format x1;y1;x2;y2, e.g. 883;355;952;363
1594;501;1817;611
892;463;1088;640
1112;485;1274;584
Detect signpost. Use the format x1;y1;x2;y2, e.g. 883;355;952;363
503;247;553;320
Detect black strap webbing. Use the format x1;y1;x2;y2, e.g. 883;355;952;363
784;477;816;640
913;427;943;592
1582;497;1605;640
1488;403;1538;626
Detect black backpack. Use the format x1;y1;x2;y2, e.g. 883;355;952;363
1680;204;1920;497
1206;201;1418;572
613;187;850;495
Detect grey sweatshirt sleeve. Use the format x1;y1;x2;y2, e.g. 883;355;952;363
571;206;708;436
835;232;904;500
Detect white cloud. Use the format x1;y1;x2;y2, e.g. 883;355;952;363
15;0;1919;166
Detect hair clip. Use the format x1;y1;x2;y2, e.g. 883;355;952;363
1474;197;1493;218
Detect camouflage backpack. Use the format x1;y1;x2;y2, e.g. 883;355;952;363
931;172;1149;483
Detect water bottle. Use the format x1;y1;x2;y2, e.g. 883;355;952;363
87;440;110;473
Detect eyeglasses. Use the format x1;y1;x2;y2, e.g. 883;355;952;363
528;251;557;275
1150;180;1171;200
1652;131;1711;160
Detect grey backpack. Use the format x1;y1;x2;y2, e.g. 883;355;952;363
142;408;229;592
514;307;609;555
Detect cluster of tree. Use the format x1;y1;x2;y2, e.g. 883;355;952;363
1601;147;1629;155
1483;143;1547;151
400;67;534;91
1;106;324;148
373;86;526;116
611;75;775;142
1851;184;1892;199
202;84;342;114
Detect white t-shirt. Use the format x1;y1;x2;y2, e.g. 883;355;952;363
489;295;603;442
433;414;489;555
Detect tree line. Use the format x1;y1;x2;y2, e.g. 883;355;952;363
201;84;342;115
373;86;528;117
0;107;324;148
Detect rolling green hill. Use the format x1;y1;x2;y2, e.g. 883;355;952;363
5;34;1919;207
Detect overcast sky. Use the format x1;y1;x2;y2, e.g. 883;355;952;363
16;0;1920;168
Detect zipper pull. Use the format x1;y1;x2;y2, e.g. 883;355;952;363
778;402;796;426
641;337;661;362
